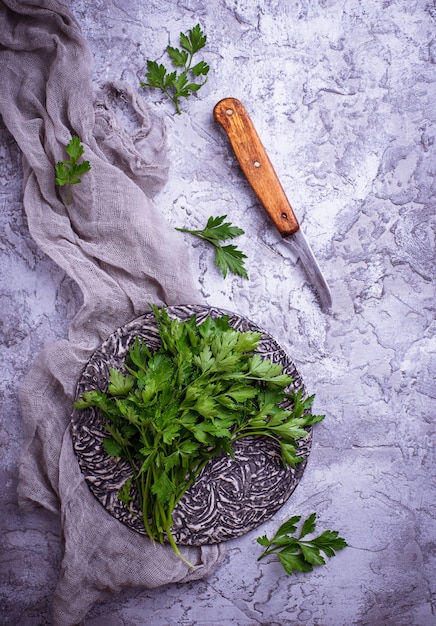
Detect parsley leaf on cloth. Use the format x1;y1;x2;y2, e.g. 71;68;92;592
55;135;91;205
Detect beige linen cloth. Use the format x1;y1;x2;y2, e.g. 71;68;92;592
0;0;225;623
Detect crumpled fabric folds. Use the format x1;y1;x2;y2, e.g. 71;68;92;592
0;0;225;623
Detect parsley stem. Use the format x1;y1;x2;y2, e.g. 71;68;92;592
232;431;282;451
163;88;181;114
140;469;154;540
156;498;195;568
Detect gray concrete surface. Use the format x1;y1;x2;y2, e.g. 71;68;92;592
1;0;435;624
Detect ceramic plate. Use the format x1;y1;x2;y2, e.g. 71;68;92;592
71;305;312;545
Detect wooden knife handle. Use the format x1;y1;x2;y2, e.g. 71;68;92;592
213;97;299;237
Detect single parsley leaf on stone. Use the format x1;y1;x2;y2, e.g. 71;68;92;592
257;512;347;575
140;24;210;114
176;215;248;279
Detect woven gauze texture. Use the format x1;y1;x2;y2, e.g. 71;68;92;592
0;1;225;623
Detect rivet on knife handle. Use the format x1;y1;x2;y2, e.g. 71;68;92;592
213;97;299;238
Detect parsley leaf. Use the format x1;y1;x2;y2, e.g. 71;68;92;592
140;24;210;114
55;135;91;205
108;369;135;396
102;437;123;457
176;215;248;279
257;513;348;575
117;477;133;506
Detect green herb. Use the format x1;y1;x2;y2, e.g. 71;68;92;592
140;24;210;114
257;512;348;575
55;135;91;205
73;306;323;563
176;215;248;279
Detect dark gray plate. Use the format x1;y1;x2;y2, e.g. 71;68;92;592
71;305;312;545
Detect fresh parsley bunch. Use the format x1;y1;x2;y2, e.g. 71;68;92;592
140;24;210;114
55;135;91;205
74;306;323;563
257;513;348;575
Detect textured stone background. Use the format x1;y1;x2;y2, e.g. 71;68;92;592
1;0;435;624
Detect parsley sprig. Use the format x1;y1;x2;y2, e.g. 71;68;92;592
55;135;91;205
257;513;348;575
176;215;248;279
140;24;210;114
74;307;323;563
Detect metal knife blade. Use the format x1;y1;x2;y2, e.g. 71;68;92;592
213;97;332;312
